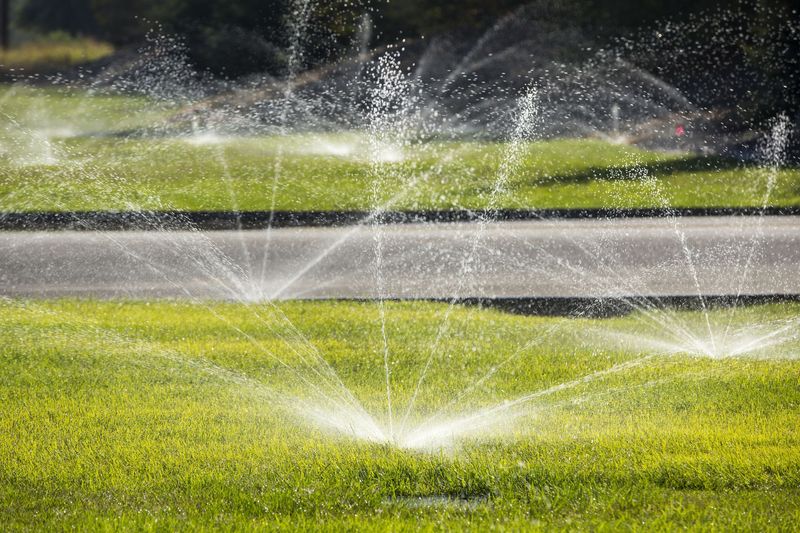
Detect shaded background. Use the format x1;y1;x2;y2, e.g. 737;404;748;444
1;0;798;149
4;0;796;75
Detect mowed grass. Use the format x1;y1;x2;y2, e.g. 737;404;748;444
0;38;114;71
1;299;799;530
1;86;799;213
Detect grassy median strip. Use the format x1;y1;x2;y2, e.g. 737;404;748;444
2;87;799;213
1;299;798;529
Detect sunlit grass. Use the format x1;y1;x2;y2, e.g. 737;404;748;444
1;299;799;529
0;37;113;70
3;133;798;213
1;86;798;213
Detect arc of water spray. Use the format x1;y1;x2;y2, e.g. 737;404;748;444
258;0;317;289
437;5;531;94
268;143;471;301
402;354;657;449
365;51;422;440
573;148;760;356
1;298;284;403
90;230;362;411
398;85;541;435
554;163;723;353
718;114;791;347
391;141;721;364
37;194;373;424
516;236;721;354
3;298;387;440
215;145;258;289
485;140;730;356
13;120;381;438
411;208;722;431
503;136;794;358
414;321;565;432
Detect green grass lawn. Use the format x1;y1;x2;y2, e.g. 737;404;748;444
0;37;114;72
2;299;799;530
2;86;799;213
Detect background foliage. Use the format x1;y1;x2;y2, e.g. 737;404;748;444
10;1;796;73
6;0;800;138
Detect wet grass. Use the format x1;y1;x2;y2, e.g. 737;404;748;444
1;299;799;530
1;86;799;213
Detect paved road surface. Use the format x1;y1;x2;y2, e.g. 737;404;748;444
1;216;798;301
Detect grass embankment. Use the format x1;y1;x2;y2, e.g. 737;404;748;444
1;86;799;213
1;299;799;530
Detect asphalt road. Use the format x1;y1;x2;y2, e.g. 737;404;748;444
1;216;798;301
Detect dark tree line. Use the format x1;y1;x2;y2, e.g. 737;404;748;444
11;0;799;80
14;0;364;76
